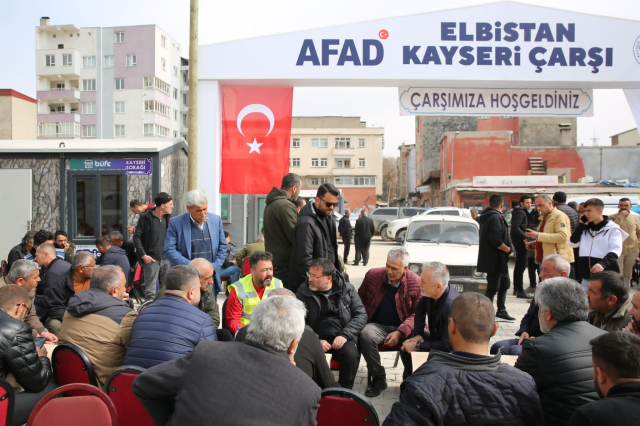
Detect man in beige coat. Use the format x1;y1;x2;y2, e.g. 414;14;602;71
525;194;574;265
59;265;137;388
609;198;640;290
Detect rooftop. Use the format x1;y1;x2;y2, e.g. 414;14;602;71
0;138;186;154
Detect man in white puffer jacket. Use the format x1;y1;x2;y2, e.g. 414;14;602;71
570;198;628;290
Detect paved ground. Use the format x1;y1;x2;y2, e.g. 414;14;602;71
216;237;535;422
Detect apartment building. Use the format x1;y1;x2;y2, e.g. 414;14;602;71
290;117;383;211
0;90;37;140
35;17;187;140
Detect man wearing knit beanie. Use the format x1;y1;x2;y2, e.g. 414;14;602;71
133;192;174;301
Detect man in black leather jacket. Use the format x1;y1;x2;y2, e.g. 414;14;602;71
510;195;534;299
0;285;56;425
515;277;607;426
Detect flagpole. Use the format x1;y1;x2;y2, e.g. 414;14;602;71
187;0;198;190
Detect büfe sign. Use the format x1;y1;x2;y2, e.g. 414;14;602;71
398;87;593;117
69;158;152;175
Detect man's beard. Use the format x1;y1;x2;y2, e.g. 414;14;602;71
259;276;272;287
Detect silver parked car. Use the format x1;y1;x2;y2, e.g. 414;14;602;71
368;207;427;241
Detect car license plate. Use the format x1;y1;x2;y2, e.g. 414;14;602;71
452;284;464;293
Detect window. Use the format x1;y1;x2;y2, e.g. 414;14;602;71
115;101;125;113
115;78;125;90
182;72;187;83
182;93;187;105
161;35;166;48
174;109;178;121
82;79;96;91
333;176;376;186
104;55;114;68
62;54;72;66
143;123;169;137
126;54;137;67
311;158;319;167
311;178;319;186
173;66;178;77
82;102;96;114
45;54;55;67
319;138;328;148
82;56;96;68
335;159;351;168
359;138;365;148
144;100;170;117
161;58;166;71
220;194;229;221
174;131;178;137
115;124;125;137
292;138;300;148
335;137;351;148
359;158;365;167
311;139;318;148
290;158;300;167
320;158;328;167
115;32;125;43
82;125;96;138
182;113;187;126
173;88;178;99
143;77;170;95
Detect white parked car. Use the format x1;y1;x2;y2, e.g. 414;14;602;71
399;215;487;294
385;207;471;241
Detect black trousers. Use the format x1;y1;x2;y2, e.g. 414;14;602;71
354;238;372;265
342;237;351;262
485;272;511;312
13;382;58;426
328;339;360;389
513;244;528;292
527;255;539;288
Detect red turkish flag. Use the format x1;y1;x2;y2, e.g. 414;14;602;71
220;87;294;194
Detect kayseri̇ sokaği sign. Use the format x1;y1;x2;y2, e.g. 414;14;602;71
69;158;152;175
398;88;593;117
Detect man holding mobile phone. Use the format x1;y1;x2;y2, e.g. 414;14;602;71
510;195;534;300
570;198;628;290
0;285;56;425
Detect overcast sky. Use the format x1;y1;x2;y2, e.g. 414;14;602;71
2;0;637;155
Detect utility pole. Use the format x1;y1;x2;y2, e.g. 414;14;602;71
187;0;199;190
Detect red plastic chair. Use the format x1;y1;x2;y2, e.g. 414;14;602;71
316;387;380;426
0;379;14;426
27;384;118;426
330;358;340;370
105;366;153;426
51;343;98;395
242;257;251;276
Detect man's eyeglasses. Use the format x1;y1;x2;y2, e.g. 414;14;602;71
318;197;337;208
307;272;328;279
17;303;31;317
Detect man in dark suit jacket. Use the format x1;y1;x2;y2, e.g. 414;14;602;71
477;194;515;321
354;211;375;266
515;277;607;426
163;189;227;299
399;261;460;379
133;295;321;426
338;209;353;264
510;195;535;299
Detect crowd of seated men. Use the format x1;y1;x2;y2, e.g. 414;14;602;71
3;229;640;425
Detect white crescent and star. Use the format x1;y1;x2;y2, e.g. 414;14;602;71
236;104;275;153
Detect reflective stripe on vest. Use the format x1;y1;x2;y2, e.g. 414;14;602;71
229;275;283;326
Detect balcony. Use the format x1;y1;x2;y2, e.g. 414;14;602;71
37;88;81;101
333;148;355;157
36;49;82;77
38;121;81;139
333;165;356;175
38;112;81;123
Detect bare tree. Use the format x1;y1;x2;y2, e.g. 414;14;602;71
382;157;398;202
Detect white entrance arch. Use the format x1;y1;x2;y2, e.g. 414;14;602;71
198;2;640;213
